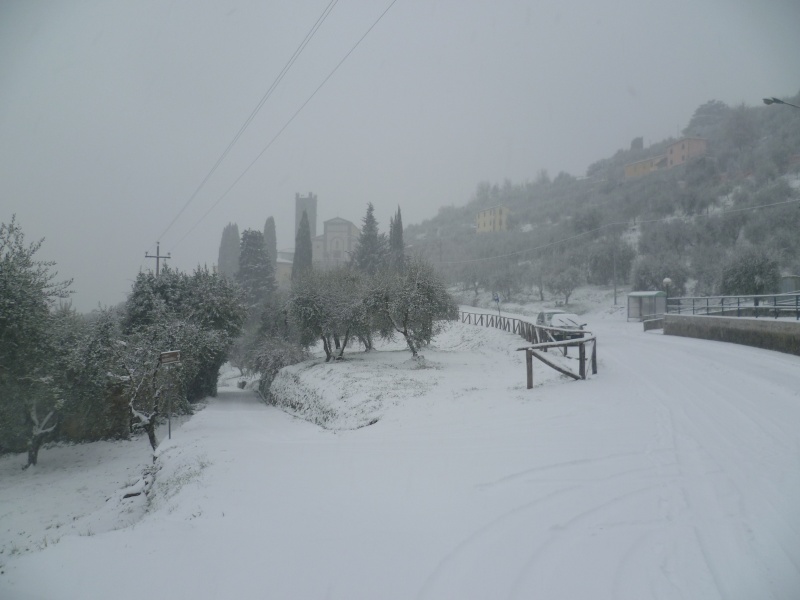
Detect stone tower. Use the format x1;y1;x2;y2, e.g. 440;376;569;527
295;192;318;239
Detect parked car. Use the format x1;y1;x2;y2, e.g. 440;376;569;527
535;309;567;327
536;310;588;341
549;312;587;331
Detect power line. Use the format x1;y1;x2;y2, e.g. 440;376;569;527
169;0;400;252
439;197;800;265
152;0;340;248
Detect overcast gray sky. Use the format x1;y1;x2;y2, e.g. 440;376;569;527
2;0;799;311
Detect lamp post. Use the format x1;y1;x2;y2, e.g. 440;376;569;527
662;277;672;315
763;97;800;110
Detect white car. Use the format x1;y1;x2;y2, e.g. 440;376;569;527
536;310;587;340
535;309;567;326
549;313;587;331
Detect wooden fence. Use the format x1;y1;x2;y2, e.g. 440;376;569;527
518;338;597;389
458;311;598;388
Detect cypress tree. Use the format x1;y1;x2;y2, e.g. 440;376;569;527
389;206;405;272
217;223;240;280
237;229;276;309
263;216;277;272
292;211;313;281
352;203;387;276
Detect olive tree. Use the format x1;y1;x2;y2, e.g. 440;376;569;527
720;247;780;297
288;269;371;361
368;257;458;357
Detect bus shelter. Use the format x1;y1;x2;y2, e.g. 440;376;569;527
627;291;666;321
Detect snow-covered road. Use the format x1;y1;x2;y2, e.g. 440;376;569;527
1;316;799;599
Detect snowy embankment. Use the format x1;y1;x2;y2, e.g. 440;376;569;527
2;302;800;600
268;320;562;430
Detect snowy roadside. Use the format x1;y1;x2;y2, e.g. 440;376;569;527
0;435;154;561
0;319;564;567
0;403;200;564
267;319;569;430
2;301;799;599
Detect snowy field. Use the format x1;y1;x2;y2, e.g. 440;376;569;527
1;293;800;599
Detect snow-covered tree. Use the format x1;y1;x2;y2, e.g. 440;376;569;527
0;217;71;466
546;265;583;305
288;268;372;361
123;268;186;333
388;206;405;273
587;236;635;286
368;257;458;357
111;304;184;451
217;222;240;280
252;337;309;400
288;270;334;359
237;229;276;312
123;266;245;405
183;266;246;399
322;269;373;358
57;307;130;443
720;246;780;297
631;255;689;296
292;211;313;281
352;203;388;276
263;216;277;272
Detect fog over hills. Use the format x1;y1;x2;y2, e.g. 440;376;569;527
1;1;799;310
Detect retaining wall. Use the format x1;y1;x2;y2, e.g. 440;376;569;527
664;314;800;356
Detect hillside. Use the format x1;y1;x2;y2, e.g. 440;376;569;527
406;94;800;300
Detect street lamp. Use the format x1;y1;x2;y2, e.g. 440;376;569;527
662;277;672;315
763;97;800;110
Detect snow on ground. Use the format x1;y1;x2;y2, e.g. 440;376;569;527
0;412;196;560
1;293;800;599
0;438;153;557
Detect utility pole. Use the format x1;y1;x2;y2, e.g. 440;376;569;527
613;243;617;306
145;242;171;276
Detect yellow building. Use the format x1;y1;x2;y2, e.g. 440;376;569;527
666;137;708;167
624;155;666;180
476;206;510;233
624;137;708;180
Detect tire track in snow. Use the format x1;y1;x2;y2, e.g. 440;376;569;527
419;457;680;599
602;332;800;599
414;485;581;600
476;450;675;491
506;484;666;600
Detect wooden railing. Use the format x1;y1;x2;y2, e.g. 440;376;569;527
517;338;597;389
459;311;541;343
458;311;598;388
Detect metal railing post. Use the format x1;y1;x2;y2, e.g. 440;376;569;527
526;349;533;389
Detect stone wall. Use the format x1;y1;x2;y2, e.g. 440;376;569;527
643;317;664;332
664;314;800;356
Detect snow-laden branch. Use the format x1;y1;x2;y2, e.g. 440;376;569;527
29;403;58;436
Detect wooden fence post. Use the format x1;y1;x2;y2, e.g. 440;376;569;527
591;339;597;375
579;342;586;379
526;348;533;389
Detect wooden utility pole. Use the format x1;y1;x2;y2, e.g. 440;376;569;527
145;242;171;276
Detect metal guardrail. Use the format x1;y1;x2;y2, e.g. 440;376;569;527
665;292;800;320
